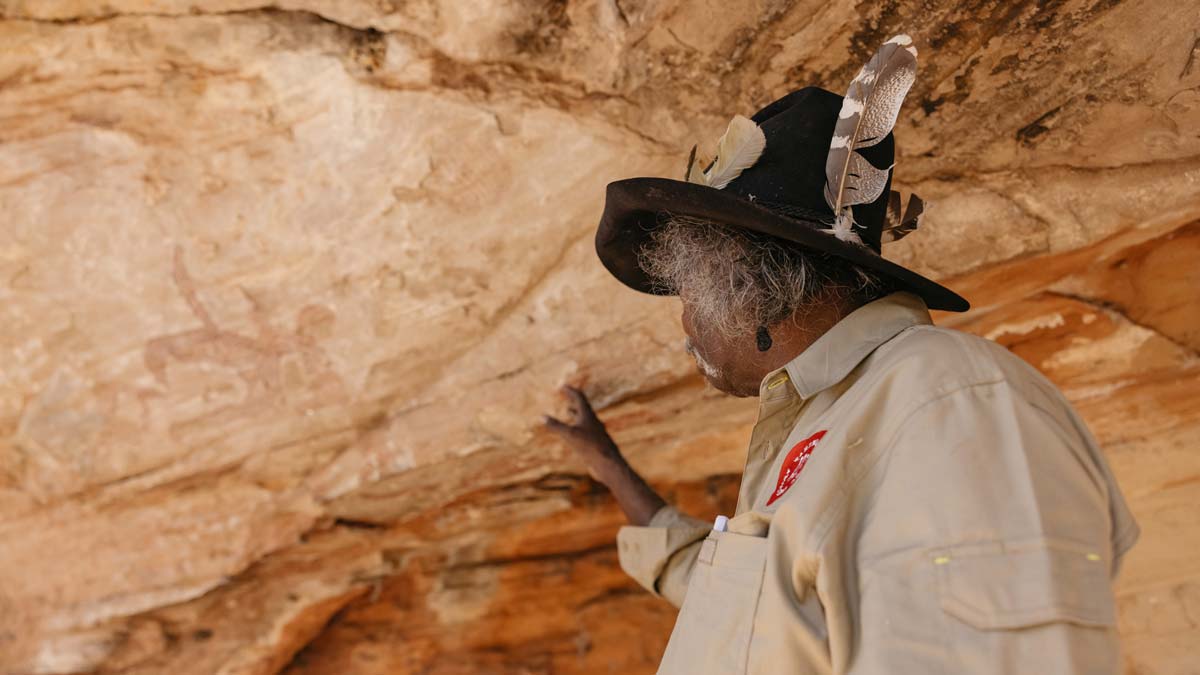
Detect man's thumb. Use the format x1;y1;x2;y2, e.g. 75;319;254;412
542;414;570;433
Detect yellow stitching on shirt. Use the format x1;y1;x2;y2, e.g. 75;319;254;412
933;556;951;565
767;375;788;389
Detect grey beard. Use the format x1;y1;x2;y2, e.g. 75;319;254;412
684;336;724;380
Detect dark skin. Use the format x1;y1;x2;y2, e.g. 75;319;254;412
542;297;851;525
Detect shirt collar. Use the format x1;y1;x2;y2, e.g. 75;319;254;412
757;291;933;399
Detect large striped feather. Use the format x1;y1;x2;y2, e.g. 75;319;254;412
823;34;918;244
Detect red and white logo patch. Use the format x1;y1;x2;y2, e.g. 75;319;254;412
766;430;827;506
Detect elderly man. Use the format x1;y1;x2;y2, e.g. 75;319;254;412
542;36;1138;675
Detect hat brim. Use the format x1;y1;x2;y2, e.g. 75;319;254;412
595;177;970;313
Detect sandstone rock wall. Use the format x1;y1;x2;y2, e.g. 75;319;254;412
0;1;1197;673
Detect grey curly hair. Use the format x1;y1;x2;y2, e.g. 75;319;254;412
635;212;896;342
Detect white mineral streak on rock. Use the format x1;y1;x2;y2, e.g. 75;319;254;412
983;312;1066;340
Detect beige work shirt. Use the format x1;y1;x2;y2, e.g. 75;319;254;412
616;291;1140;674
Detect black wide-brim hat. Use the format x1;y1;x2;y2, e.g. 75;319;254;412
594;85;969;312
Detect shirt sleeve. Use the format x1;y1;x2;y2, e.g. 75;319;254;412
616;504;712;608
842;380;1136;675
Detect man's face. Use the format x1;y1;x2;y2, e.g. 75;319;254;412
680;299;745;396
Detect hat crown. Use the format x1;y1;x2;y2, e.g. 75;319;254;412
703;86;895;253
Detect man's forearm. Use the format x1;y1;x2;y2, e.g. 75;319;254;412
597;456;667;526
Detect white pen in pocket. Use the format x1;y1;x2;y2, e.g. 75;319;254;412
713;515;729;532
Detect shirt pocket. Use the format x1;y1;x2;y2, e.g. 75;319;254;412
657;530;769;675
932;536;1117;630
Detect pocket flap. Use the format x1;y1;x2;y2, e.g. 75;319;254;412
699;530;770;571
932;537;1116;630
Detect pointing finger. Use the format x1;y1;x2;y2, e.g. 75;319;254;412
563;385;596;417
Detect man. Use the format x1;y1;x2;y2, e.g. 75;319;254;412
543;35;1139;674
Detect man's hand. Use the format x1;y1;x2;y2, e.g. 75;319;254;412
542;385;624;485
542;384;666;526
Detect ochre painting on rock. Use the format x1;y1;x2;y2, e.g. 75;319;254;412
1;1;1197;673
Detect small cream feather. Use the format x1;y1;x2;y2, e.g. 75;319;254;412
682;115;766;189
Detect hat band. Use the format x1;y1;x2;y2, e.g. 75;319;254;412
751;199;886;256
752;199;835;228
